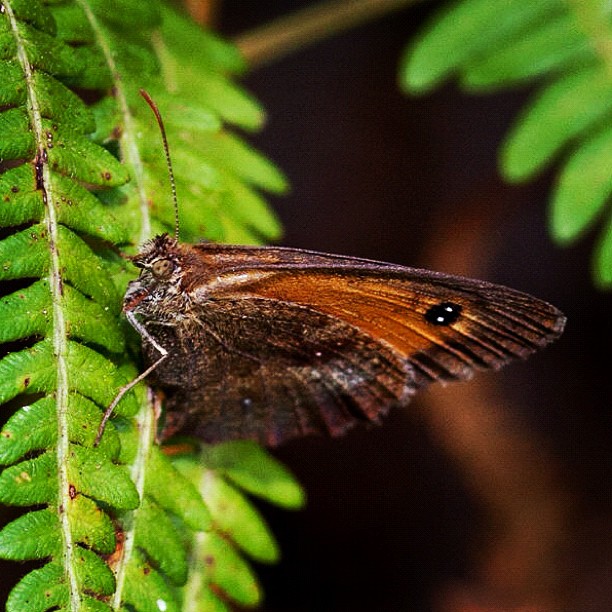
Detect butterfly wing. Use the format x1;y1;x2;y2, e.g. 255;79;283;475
144;298;413;446
140;242;565;446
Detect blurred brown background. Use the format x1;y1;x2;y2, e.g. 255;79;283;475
216;2;612;611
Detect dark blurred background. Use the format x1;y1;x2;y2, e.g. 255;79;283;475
214;2;612;611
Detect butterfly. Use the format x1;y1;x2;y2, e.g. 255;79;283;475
106;233;565;447
95;90;565;447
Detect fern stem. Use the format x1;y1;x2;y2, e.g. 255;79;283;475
183;530;207;611
3;1;80;609
234;0;421;68
75;3;161;607
110;390;157;610
76;0;153;245
183;467;215;611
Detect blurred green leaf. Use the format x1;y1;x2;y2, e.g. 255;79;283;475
402;0;612;286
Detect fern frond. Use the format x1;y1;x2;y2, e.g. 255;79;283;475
401;0;612;286
0;1;301;610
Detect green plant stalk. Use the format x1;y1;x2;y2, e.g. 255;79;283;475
76;0;152;244
111;394;157;610
235;0;421;68
3;1;81;608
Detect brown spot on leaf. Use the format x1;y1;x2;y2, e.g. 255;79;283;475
104;526;125;568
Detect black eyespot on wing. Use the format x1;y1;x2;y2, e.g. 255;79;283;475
425;302;462;326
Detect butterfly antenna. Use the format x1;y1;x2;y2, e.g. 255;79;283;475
140;89;180;241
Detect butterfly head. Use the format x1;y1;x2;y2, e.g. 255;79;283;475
124;234;187;316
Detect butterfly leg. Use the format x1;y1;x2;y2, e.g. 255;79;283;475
94;311;170;446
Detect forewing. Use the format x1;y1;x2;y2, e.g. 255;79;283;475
233;265;565;386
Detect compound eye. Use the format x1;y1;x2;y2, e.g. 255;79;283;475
151;258;174;279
